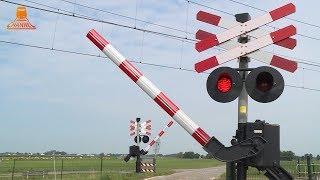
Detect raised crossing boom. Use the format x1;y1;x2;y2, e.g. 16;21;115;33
87;29;210;147
87;29;266;162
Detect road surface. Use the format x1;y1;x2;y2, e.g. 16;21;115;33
145;165;226;180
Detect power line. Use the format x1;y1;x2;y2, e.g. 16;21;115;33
187;0;320;42
285;85;320;92
0;39;197;72
1;0;195;43
1;39;320;93
2;0;320;69
25;0;195;36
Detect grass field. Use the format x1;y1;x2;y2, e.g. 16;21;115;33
1;157;319;179
219;160;320;179
0;156;224;179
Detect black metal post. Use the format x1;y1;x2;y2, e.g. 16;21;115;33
11;159;16;180
60;159;63;180
135;117;141;173
226;161;236;180
235;12;251;180
136;154;141;173
297;158;301;177
307;155;312;180
100;155;103;177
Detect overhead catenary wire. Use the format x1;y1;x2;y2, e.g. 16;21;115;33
1;39;320;93
1;0;320;90
50;0;195;36
3;0;320;69
30;0;320;68
1;0;196;43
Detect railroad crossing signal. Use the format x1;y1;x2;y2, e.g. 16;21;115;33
245;66;284;103
141;120;152;136
194;3;297;179
206;66;285;103
195;3;298;73
129;120;137;136
206;67;243;103
129;119;151;143
197;3;297;104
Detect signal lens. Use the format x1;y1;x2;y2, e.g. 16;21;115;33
256;72;273;92
217;74;232;93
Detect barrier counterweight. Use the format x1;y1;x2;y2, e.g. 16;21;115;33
87;29;210;146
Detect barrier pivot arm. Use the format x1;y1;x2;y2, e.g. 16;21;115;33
86;29;266;162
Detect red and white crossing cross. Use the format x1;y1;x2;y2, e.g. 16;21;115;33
141;120;152;136
195;3;298;73
196;11;297;50
129;120;137;136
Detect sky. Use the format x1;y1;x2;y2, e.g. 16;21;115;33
0;0;319;156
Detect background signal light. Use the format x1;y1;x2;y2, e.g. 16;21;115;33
207;67;243;103
246;66;284;103
217;74;232;93
256;72;274;92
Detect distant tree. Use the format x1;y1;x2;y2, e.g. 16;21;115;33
316;155;320;160
205;153;214;159
182;152;200;159
176;152;184;158
99;153;105;157
44;150;67;156
280;151;296;161
59;151;67;155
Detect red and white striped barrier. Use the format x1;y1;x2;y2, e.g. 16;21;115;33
143;120;174;152
87;30;211;146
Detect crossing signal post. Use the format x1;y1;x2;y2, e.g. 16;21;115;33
124;119;174;173
206;66;285;104
86;3;298;177
195;3;297;179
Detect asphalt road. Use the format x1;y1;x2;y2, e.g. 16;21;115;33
145;165;226;180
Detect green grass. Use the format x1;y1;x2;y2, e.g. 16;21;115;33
219;160;320;179
0;157;223;179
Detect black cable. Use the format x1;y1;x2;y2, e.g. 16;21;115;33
3;0;320;73
0;39;198;72
25;0;195;36
286;85;320;92
1;0;195;43
4;0;320;68
1;39;320;92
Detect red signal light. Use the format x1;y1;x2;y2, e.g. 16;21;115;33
217;74;232;93
207;67;242;103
